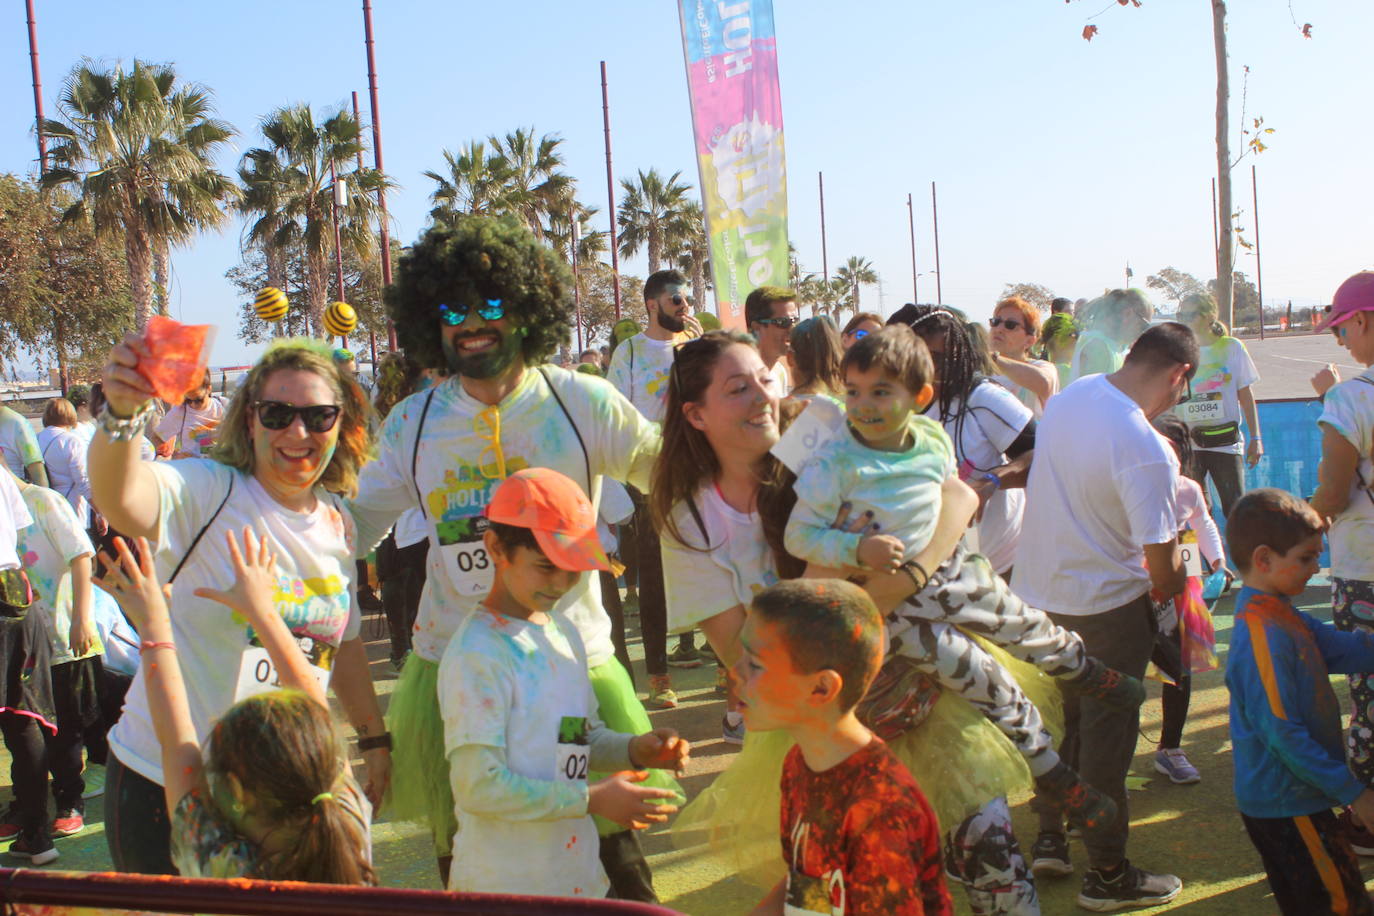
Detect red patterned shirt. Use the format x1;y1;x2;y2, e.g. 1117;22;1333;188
779;737;952;915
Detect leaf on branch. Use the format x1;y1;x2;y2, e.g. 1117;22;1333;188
1237;237;1255;250
1301;22;1313;38
1082;24;1098;40
1250;139;1268;154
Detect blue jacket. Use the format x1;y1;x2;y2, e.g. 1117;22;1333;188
1226;586;1374;818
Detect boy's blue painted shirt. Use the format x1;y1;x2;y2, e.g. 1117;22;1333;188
1226;586;1374;817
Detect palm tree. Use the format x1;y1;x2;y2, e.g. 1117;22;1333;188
424;141;510;227
241;104;390;335
237;148;297;292
673;200;710;308
835;256;879;314
486;127;571;240
617;168;693;272
545;197;606;268
41;60;238;329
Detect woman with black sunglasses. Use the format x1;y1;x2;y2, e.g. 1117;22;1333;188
88;337;388;876
988;297;1059;418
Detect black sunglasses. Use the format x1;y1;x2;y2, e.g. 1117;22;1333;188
254;401;342;433
756;316;800;330
989;316;1026;332
1176;374;1194;406
670;293;691;307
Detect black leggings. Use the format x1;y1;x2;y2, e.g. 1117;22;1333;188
1;712;51;850
105;754;174;874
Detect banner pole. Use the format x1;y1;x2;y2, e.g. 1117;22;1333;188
931;181;943;305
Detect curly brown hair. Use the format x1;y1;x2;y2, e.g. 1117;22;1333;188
387;215;573;370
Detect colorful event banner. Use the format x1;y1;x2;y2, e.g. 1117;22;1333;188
678;0;790;328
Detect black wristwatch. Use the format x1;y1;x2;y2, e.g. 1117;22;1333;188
357;732;392;752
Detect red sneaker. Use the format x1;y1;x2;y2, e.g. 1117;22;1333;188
51;810;83;838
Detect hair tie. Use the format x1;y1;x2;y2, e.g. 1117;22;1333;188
311;792;333;805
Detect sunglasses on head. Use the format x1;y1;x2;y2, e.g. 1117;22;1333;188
253;401;342;433
438;299;505;327
756;316;800;330
989;316;1026;332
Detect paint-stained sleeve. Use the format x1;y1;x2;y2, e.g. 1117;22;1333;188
580;372;660;494
1306;611;1374;675
605;338;633;402
348;397;420;556
785;448;862;569
449;744;590;822
1234;615;1367;805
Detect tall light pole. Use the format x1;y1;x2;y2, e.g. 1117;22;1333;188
818;172;829;282
930;182;943;304
26;0;47;175
600;62;621;320
330;162;348;347
906;193;917;304
361;0;396;350
571;220;583;352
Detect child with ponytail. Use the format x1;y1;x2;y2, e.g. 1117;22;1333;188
97;530;374;884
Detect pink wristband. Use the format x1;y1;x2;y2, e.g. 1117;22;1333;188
140;641;176;653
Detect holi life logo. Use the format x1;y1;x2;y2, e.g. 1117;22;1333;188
711;116;784;220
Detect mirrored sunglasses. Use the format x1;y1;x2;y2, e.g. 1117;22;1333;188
439;299;505;326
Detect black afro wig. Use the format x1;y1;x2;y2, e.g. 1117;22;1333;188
387;215;572;370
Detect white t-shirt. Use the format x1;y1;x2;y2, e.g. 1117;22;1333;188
0;469;32;570
15;484;100;665
992;357;1060;419
393;507;428;550
1319;370;1374;581
1013;375;1179;615
1174;336;1259;456
786;416;954;569
350;368;658;666
109;460;361;784
38;426;91;523
1175;475;1224;567
606;333;677;424
0;407;42;480
153;396;227;458
928;381;1033;574
662;484;779;633
440;609;610;897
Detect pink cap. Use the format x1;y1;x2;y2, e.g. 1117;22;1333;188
1316;271;1374;331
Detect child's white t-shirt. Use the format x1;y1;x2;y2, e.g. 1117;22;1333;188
1319;369;1374;581
439;609;625;898
661;484;780;633
785;417;955;570
109;459;361;784
15;484;100;665
154;396;227;458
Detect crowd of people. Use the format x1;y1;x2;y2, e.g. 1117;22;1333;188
0;211;1372;915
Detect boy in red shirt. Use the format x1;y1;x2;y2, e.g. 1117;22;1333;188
740;579;952;916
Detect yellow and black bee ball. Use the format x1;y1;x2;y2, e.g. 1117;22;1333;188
253;287;289;322
323;301;358;337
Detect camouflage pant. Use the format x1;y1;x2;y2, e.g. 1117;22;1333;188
888;544;1087;775
945;796;1040;916
1334;577;1374;787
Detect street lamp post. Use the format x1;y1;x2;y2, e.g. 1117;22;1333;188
330;162;348;347
571;221;583;352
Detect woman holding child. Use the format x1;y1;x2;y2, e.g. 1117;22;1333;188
90;336;388;875
658;330;1053;914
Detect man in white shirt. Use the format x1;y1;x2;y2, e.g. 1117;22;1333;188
744;285;799;392
1013;322;1196;911
605;270;705;706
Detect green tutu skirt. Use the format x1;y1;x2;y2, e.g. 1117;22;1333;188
588;657;686;836
386;653;682;852
671;640;1063;889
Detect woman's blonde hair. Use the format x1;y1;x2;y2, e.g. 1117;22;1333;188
1180;291;1228;339
210;340;372;498
207;690;375;885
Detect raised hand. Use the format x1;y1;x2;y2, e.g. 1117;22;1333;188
191;527;279;625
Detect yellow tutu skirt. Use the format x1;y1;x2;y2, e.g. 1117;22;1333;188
671;640;1063;889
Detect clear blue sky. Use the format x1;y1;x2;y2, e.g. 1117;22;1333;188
3;0;1369;368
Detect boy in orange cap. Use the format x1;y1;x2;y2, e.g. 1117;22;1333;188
437;468;689;897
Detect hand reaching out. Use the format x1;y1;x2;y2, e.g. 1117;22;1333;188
857;533;904;572
93;536;167;633
588;770;680;830
629;728;691;776
192;527;279;624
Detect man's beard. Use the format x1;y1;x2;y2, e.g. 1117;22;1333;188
442;329;523;379
655;302;685;333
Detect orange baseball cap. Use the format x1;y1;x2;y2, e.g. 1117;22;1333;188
484;468;610;572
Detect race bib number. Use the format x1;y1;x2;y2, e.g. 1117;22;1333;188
437;515;493;596
1181;392;1225;425
1178;529;1205;578
772;398;846;475
235;635;335;701
555;715;590;783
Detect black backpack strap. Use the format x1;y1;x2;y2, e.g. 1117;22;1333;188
537;367;591;492
410;388;439;518
684;494;710;547
169;474;234;585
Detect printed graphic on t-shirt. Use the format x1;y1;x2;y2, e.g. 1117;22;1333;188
231;573;349;701
425;460;526;596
